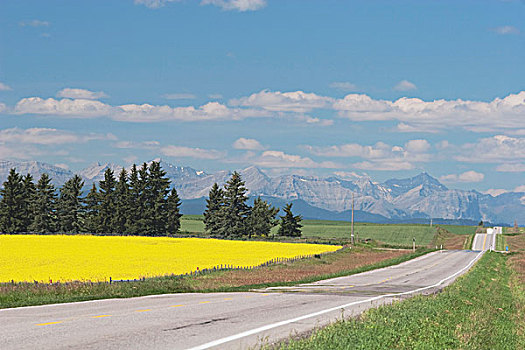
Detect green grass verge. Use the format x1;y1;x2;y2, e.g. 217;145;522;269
0;248;431;309
276;252;519;350
496;234;507;251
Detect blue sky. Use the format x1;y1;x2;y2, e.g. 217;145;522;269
0;0;524;194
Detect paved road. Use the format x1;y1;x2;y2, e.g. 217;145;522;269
472;232;496;251
0;250;482;350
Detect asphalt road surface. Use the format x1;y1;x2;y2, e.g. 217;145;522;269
0;250;483;350
472;232;496;251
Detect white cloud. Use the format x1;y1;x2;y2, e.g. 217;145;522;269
495;163;525;172
335;91;525;133
114;101;267;122
162;93;196;100
19;20;49;27
134;0;181;9
15;97;112;118
393;80;417;91
440;171;485;183
230;90;334;113
160;145;225;159
13;96;267;122
329;82;358;92
233;137;264;150
405;139;431;153
492;25;520;35
201;0;267;12
514;185;525;192
0;82;12;91
306;139;431;172
0;127;115;145
254;150;338;169
114;140;160;149
56;88;108;100
456;135;525;163
353;160;414;171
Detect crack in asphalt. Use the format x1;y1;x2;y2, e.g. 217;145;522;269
163;317;228;331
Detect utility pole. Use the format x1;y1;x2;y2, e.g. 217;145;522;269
351;192;355;245
430;218;432;227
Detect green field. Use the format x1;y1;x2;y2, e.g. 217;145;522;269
437;224;477;235
181;216;439;246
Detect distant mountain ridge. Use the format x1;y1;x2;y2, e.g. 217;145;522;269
0;159;523;225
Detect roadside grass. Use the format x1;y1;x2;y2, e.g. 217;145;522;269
275;252;519;350
431;226;469;250
507;233;525;348
496;234;507;251
0;246;430;309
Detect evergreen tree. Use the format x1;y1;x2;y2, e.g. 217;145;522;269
21;174;36;232
126;164;143;234
114;168;130;234
146;161;171;235
246;197;279;238
203;183;225;236
83;183;100;233
219;172;250;238
30;173;57;233
135;162;150;234
0;168;25;233
278;203;302;237
98;168;117;233
166;188;182;235
57;175;84;233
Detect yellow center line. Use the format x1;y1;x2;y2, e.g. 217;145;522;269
482;234;488;251
36;321;63;326
199;301;211;304
223;298;233;301
170;304;184;308
261;293;271;296
135;309;151;313
91;315;111;318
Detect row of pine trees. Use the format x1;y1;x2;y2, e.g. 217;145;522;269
0;163;302;237
0;161;182;235
203;172;302;238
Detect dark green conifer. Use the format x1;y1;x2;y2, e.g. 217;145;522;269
21;174;36;232
57;175;84;233
98;168;117;233
166;188;182;235
278;203;302;237
220;172;250;238
203;183;224;237
0;168;25;233
246;197;279;237
83;183;100;233
114;168;130;234
30;173;57;233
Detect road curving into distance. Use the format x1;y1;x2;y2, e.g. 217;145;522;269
0;250;484;350
472;231;496;251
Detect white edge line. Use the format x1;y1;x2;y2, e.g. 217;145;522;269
187;250;484;350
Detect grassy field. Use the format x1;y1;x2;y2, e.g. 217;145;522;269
276;251;522;349
437;224;477;235
181;215;440;247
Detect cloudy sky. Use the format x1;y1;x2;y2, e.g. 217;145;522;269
0;0;524;194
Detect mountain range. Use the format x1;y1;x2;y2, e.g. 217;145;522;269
1;159;523;225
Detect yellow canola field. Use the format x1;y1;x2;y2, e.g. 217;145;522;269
0;235;341;283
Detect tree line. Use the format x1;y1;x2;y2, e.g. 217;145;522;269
203;171;302;238
0;164;302;238
0;161;182;235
